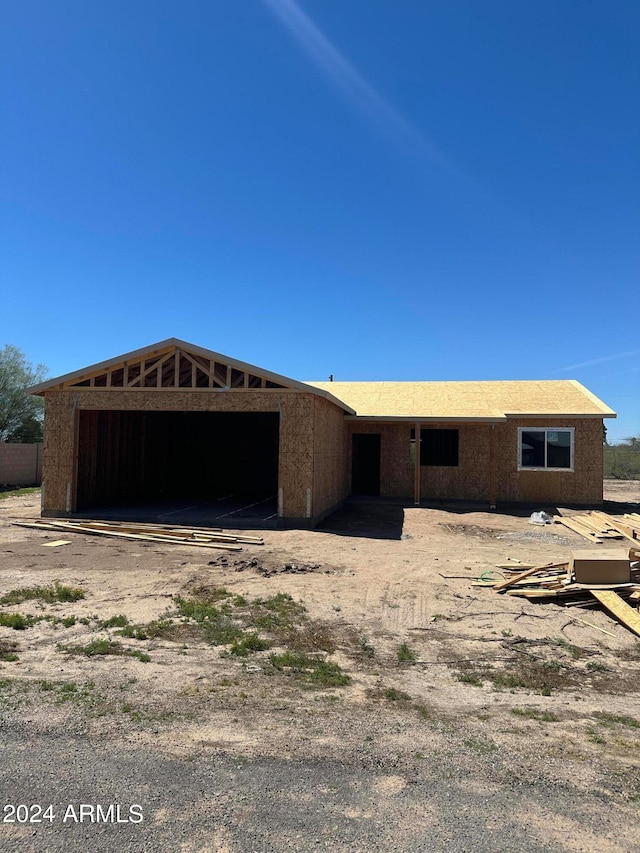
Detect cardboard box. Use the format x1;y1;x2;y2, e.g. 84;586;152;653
571;548;631;585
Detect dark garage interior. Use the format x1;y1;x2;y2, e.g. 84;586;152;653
76;410;279;515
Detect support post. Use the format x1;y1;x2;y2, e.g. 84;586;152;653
414;422;421;506
489;424;497;510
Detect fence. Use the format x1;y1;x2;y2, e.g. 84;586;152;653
0;442;43;486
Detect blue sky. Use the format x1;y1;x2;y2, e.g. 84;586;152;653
2;0;638;441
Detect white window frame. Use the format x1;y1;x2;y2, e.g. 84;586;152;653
517;427;575;472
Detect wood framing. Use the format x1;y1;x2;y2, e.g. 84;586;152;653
31;338;616;527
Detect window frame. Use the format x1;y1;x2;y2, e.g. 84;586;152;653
410;428;459;467
517;427;575;472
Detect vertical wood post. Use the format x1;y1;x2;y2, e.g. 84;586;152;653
414;422;421;506
174;350;180;387
489;424;497;509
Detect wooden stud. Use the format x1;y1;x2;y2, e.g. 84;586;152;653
174;350;180;387
180;350;223;387
489;424;497;509
414;422;421;505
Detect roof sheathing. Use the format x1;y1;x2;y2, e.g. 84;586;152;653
305;380;616;421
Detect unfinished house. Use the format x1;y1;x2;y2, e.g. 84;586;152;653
30;338;616;527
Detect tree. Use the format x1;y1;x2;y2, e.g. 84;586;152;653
0;345;48;442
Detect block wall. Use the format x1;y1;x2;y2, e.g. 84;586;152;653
0;442;43;486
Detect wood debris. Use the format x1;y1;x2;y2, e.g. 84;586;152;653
589;589;640;638
484;544;640;637
14;518;264;551
554;510;640;544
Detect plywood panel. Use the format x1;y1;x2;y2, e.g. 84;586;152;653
311;396;348;518
43;390;316;520
495;418;603;505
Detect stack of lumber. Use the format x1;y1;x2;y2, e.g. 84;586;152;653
555;511;640;545
484;557;640;637
13;518;263;551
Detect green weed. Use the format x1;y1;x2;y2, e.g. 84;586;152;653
100;614;130;629
511;707;559;723
384;687;412;702
358;636;375;658
0;640;19;661
0;487;40;500
0;582;84;606
397;643;416;663
269;651;350;688
0;612;35;630
593;711;640;729
457;670;484;687
61;638;150;662
226;632;271;657
464;737;497;755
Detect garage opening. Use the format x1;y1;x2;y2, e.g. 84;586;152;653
75;411;279;525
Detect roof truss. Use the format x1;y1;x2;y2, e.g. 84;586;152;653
60;345;288;391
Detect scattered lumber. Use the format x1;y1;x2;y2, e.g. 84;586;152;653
14;518;264;551
493;562;568;592
555;510;640;544
484;546;640;637
590;590;640;638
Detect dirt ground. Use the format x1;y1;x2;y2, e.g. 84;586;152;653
1;481;639;852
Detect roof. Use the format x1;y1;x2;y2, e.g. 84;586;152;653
304;380;616;421
28;338;356;414
29;340;615;422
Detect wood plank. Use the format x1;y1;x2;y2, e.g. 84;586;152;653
493;562;568;592
14;522;243;551
554;516;604;542
565;615;617;638
174;350;180;386
590;512;639;543
414;422;421;506
590;589;640;637
59;520;262;543
47;517;263;541
20;518;264;545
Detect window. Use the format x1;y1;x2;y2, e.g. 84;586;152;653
518;428;574;471
410;428;459;466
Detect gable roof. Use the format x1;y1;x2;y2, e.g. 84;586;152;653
305;380;616;421
28;338;356;414
29;340;615;422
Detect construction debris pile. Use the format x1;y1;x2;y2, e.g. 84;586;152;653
480;511;640;637
14;518;263;551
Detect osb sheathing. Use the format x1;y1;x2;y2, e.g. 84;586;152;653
43;389;316;520
346;422;492;500
307;380;615;419
346;421;411;498
420;424;491;501
311;396;348;517
346;418;604;505
495;418;603;505
42;388;605;519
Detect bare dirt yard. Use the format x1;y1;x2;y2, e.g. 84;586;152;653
1;481;639;852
